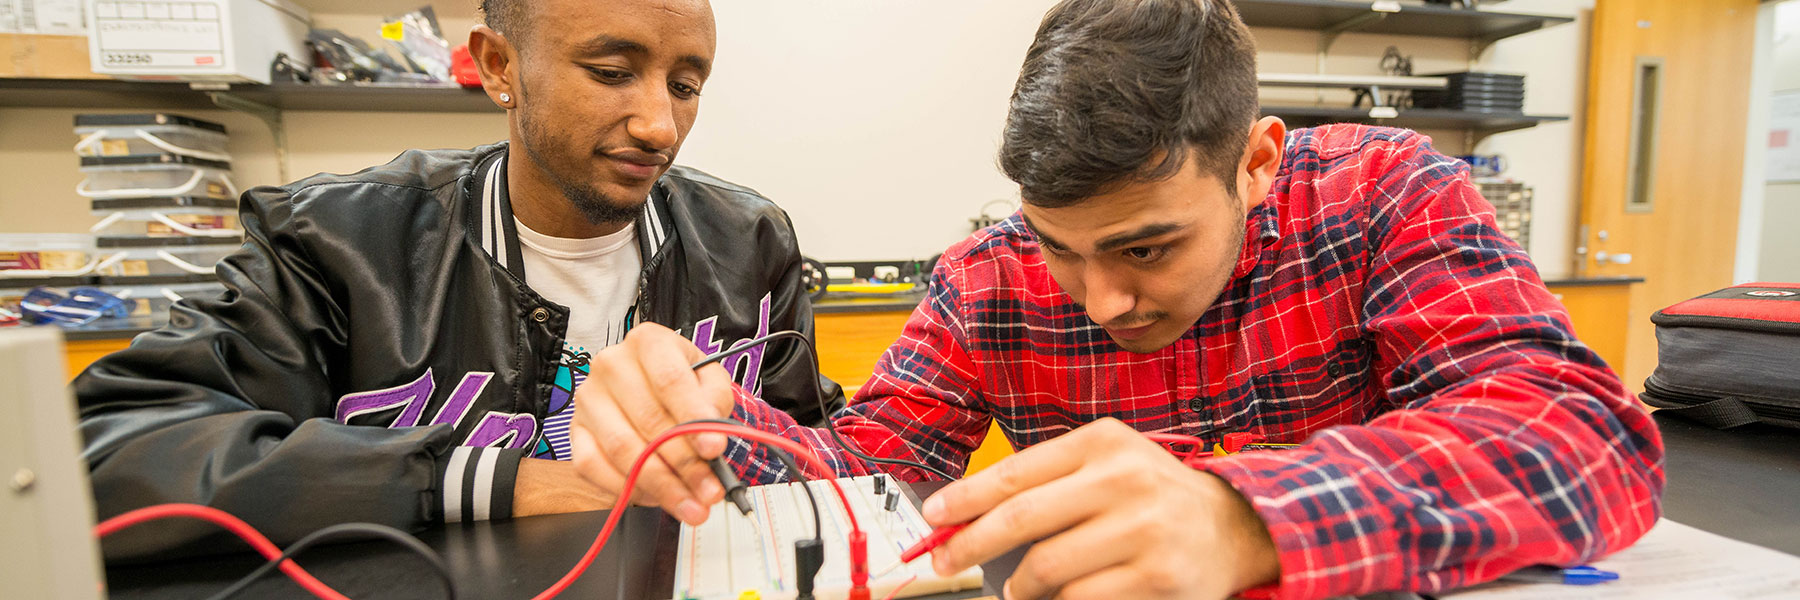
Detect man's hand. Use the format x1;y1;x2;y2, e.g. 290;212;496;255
921;418;1281;600
513;457;618;517
567;323;738;525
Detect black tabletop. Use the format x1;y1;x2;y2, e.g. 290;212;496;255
104;412;1800;599
1654;413;1800;555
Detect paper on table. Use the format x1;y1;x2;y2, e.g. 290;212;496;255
1440;520;1800;599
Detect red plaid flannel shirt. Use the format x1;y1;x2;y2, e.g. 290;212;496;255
726;124;1664;599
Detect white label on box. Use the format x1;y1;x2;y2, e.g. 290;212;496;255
94;1;225;70
2;0;87;35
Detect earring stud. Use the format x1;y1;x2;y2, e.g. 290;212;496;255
499;92;511;104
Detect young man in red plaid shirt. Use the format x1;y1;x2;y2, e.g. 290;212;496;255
569;0;1664;598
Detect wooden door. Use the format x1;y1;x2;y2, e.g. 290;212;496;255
1578;0;1758;392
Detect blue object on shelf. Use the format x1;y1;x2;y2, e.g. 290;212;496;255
19;287;131;326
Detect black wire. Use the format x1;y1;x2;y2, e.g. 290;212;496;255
690;330;956;481
203;522;457;600
768;446;824;542
198;330;925;600
677;416;823;541
679;418;827;598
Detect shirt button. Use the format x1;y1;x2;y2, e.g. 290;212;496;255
1327;363;1346;377
1187;397;1206;413
531;307;550;323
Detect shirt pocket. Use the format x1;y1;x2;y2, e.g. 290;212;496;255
1247;337;1377;441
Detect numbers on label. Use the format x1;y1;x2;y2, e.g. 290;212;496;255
102;53;153;66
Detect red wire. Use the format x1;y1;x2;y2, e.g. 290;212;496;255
93;423;861;600
1143;432;1213;465
95;428;1227;599
527;421;861;600
93;503;350;600
880;575;919;600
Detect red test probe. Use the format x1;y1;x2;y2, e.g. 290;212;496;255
872;522;969;578
871;430;1269;579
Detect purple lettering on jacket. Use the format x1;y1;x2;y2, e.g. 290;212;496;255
464;411;539;449
685;293;775;395
429;372;492;426
335;370;500;434
335;368;436;427
335;290;776;449
691;316;725;355
719;294;773;395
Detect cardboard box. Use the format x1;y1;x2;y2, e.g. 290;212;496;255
0;33;104;78
88;0;310;84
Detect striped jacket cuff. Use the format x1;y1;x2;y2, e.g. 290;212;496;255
438;447;525;523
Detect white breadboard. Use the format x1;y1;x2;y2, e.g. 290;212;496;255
671;474;983;600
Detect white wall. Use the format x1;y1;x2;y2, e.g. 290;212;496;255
685;0;1591;267
1475;0;1590;280
679;1;1060;262
1756;0;1800;282
2;0;1591;272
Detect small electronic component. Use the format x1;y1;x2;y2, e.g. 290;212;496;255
674;475;982;600
884;490;901;512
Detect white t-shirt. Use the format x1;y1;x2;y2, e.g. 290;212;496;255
515;217;641;461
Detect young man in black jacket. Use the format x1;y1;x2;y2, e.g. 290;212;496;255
73;0;836;560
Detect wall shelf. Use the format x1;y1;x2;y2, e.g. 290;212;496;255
1234;0;1572;46
1263;105;1568;141
292;0;478;19
0;78;500;113
1242;0;1576;149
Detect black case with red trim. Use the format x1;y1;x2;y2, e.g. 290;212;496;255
1642;282;1800;429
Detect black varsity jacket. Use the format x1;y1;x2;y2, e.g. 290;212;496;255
73;143;843;561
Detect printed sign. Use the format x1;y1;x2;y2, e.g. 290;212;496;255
91;1;226;71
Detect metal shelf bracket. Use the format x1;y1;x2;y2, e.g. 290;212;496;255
206;91;289;183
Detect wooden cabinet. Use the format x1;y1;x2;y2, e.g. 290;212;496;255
1545;278;1643;390
63;338;129;382
815;309;1015;475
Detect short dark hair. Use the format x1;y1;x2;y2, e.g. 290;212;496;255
480;0;528;43
1000;0;1260;207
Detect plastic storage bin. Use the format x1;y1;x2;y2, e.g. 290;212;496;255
0;234;100;278
108;280;228;315
91;211;241;239
74;114;231;162
90;196;237;214
78;154;237;201
94;245;237;278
